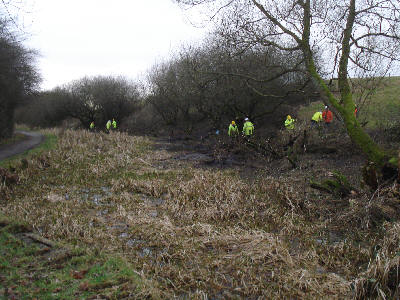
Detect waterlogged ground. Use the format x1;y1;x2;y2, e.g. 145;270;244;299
1;129;400;298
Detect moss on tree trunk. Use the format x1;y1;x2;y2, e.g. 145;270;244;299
306;60;387;167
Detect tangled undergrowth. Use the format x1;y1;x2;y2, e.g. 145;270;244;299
1;128;400;298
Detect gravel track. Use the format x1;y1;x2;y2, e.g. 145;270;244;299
0;131;44;161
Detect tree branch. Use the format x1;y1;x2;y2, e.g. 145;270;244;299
251;0;302;44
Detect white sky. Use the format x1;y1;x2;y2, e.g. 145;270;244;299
20;0;207;90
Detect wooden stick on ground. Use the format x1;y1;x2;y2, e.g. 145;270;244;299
24;233;57;248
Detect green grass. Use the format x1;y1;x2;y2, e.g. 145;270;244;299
362;77;400;129
0;215;143;299
0;133;58;168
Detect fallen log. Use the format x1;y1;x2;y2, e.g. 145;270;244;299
310;171;356;198
25;233;58;248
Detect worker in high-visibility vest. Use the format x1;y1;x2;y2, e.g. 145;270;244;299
311;111;323;128
322;106;333;127
228;121;239;136
89;121;95;131
242;117;254;136
106;120;111;133
112;118;117;130
284;115;295;130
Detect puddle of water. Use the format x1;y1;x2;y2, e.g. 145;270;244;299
328;231;344;244
96;209;108;216
152;198;165;206
78;187;113;205
289;237;302;255
126;239;145;247
140;247;152;257
108;224;129;231
119;232;129;238
177;153;214;162
139;194;165;206
101;186;112;197
81;193;89;201
313;231;345;246
149;210;158;217
92;194;103;205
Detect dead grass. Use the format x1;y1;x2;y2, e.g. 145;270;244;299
1;128;399;298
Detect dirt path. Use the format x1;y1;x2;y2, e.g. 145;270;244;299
0;131;44;161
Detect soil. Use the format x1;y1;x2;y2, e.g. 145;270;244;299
0;131;44;161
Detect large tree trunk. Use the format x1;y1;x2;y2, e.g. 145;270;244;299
306;61;387;166
302;0;388;167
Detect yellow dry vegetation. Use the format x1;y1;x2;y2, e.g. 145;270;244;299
1;128;399;298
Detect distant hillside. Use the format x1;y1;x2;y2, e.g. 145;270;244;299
362;76;400;128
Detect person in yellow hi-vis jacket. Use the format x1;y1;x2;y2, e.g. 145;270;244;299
311;111;322;128
106;120;111;133
284;115;295;130
242;117;254;136
228;121;239;136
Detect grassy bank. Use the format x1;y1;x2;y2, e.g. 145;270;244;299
0;129;399;298
0;215;145;299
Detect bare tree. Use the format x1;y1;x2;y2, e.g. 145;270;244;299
175;0;400;167
61;76;139;129
0;1;40;139
146;39;313;136
0;11;40;139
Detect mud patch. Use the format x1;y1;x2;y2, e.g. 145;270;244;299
175;153;214;163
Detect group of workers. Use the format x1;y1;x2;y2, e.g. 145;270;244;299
226;106;337;138
284;105;333;131
284;104;358;131
88;104;358;136
89;118;117;132
228;117;254;137
226;105;338;137
230;104;358;135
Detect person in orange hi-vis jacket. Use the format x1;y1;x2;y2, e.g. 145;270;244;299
322;105;333;128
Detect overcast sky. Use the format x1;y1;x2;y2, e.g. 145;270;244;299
20;0;207;90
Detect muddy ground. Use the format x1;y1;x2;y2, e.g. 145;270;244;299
152;128;368;190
